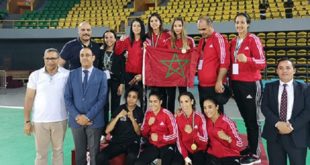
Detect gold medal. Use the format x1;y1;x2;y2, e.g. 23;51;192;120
191;143;197;150
184;124;192;133
181;48;186;54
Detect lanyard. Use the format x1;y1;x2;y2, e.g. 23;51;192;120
234;38;243;62
151;33;161;47
103;51;113;71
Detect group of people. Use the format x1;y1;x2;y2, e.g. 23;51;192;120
23;11;310;165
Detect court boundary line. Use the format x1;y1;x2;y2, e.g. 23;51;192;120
0;105;23;109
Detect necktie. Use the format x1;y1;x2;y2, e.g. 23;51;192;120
83;70;89;92
279;84;287;121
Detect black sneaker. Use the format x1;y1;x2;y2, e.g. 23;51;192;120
240;147;251;156
240;154;261;165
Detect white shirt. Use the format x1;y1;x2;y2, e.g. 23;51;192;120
82;66;93;82
27;67;69;122
278;79;294;121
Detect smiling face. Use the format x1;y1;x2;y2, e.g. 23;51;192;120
150;16;161;32
179;95;194;116
173;20;183;38
276;60;296;83
235;15;249;35
104;32;116;48
78;22;92;42
203;99;219;119
132;21;142;35
149;95;162;112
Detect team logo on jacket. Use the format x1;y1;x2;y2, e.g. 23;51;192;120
244;46;249;50
159;121;165;126
209;44;213;48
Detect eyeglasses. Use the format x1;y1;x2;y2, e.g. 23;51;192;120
44;57;59;61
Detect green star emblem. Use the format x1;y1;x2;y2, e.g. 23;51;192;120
160;53;189;78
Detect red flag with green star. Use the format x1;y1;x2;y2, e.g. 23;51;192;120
144;46;199;87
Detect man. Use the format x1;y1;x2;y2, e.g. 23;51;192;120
24;48;69;165
196;16;230;112
59;21;100;70
262;58;310;165
65;47;108;165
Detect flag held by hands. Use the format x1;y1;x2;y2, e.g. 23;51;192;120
144;47;199;87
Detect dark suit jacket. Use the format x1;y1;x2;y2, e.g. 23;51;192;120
261;80;310;148
64;67;108;128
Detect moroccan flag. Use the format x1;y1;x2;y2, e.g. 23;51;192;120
144;46;199;87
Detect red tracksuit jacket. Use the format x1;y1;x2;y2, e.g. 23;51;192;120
230;33;266;82
206;115;243;158
164;36;195;50
114;37;143;74
148;31;171;48
140;108;177;148
197;32;230;87
176;111;208;158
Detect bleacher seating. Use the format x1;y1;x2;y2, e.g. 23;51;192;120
260;31;310;83
292;0;310;18
15;0;79;29
61;0;134;30
0;9;7;20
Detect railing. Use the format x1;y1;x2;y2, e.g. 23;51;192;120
0;19;59;29
0;19;124;32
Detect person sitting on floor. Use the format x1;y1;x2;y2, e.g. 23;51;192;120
96;86;144;165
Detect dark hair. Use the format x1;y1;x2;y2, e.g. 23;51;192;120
148;90;163;101
102;29;117;52
124;86;140;100
203;97;222;114
234;12;251;24
147;12;164;38
276;57;295;69
198;16;213;26
130;18;146;47
80;47;93;55
178;91;196;109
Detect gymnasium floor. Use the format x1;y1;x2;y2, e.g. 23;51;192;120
0;87;309;165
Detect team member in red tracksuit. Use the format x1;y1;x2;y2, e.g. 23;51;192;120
229;12;266;165
204;98;243;165
172;91;208;165
196;16;230;113
163;17;196;112
135;91;177;165
146;13;175;113
115;18;147;111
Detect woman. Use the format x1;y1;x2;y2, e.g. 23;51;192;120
229;12;266;164
98;30;125;127
172;92;208;165
96;87;144;165
203;98;243;165
146;13;175;113
114;18;147;111
164;17;196;111
135;91;177;165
